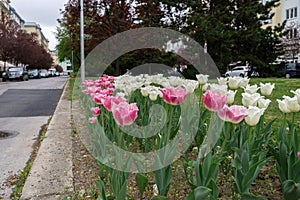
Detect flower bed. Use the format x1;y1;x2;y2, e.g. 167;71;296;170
78;74;300;200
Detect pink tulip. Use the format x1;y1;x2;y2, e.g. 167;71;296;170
203;90;227;112
112;102;139;126
159;86;188;105
88;117;97;123
92;93;107;104
218;105;248;124
298;152;300;160
91;107;101;116
103;95;127;111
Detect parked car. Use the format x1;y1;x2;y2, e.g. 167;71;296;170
225;66;259;77
2;67;29;82
225;66;250;77
28;69;40;79
39;69;49;78
282;63;300;78
48;68;57;77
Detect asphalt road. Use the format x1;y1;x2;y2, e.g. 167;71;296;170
0;76;68;199
0;89;62;117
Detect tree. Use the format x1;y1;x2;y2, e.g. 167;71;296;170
0;14;18;69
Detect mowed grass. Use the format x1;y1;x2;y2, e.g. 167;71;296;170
234;78;300;129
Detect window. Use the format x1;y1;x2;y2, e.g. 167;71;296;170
294;28;298;38
286;7;298;19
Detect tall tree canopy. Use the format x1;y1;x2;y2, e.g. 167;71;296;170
57;0;284;76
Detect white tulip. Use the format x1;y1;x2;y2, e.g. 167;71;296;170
258;98;271;109
202;83;209;91
244;84;260;94
228;77;241;90
238;77;250;88
282;95;300;113
140;87;149;97
217;77;228;86
149;91;159;101
226;90;237;105
291;89;300;104
242;93;261;107
209;83;228;95
277;99;291;113
260;83;275;96
183;80;199;93
245;106;265;126
196;74;209;85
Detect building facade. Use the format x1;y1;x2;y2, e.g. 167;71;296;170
281;0;300;62
23;22;49;52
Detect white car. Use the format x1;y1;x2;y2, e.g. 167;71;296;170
225;66;250;77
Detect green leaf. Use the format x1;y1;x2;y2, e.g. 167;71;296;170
135;173;148;198
282;180;300;200
186;186;212;200
95;179;107;200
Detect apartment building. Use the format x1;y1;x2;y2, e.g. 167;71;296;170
263;0;300;62
23;22;49;52
0;0;10;17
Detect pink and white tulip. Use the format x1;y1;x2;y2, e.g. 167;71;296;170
88;117;97;124
203;90;227;112
218;105;248;124
111;102;139;126
91;107;101;116
103;95;127;111
159;86;188;105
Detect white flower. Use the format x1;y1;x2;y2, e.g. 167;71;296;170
277;99;291;113
228;77;241;90
238;77;250;88
183;80;199;93
257;98;271;109
244;84;260;94
260;83;275;96
282;95;300;113
140;87;149;97
153;184;159;196
217;77;228;86
196;74;209;85
291;89;300;104
209;83;228;95
202;83;209;91
226;90;237;105
245;106;265;126
149;91;159;101
242;93;261;107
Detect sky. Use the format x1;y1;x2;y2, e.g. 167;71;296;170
11;0;69;50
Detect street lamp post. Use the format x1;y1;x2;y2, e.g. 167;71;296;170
80;0;85;82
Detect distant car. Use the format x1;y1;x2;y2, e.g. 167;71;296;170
2;67;29;82
48;68;57;77
28;69;40;79
39;69;49;78
225;66;250;77
283;63;300;78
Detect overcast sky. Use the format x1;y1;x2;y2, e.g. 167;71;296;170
11;0;69;50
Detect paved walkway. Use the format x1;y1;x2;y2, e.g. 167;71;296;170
21;81;73;200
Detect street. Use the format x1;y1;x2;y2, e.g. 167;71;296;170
0;76;68;199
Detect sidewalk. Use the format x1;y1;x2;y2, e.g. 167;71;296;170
21;80;73;200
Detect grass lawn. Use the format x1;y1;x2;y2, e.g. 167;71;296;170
242;78;300;129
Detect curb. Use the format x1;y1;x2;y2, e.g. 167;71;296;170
21;79;73;200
